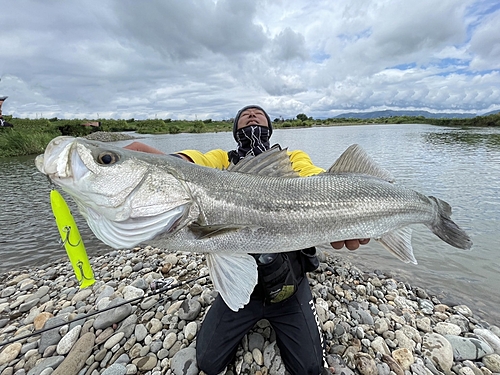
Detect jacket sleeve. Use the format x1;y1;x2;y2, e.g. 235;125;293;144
287;150;325;177
175;149;230;169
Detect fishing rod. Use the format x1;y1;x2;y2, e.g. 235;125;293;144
0;274;208;348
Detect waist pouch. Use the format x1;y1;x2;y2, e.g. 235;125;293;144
257;253;299;304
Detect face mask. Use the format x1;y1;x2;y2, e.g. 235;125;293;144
230;125;270;164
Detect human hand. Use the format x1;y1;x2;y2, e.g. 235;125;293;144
331;239;370;251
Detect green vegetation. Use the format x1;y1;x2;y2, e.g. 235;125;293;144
1;112;499;158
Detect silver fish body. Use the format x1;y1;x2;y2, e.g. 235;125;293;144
36;136;472;310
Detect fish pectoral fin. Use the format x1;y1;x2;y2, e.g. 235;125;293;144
188;222;260;239
376;227;418;264
327;144;395;182
227;144;299;178
206;253;258;311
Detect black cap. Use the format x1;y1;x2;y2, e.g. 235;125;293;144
233;105;272;139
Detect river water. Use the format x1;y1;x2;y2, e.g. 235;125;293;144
1;124;499;324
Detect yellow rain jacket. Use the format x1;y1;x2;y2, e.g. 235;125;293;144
176;149;325;177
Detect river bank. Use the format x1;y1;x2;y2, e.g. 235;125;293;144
1;247;500;375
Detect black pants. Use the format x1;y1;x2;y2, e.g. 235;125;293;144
196;277;326;375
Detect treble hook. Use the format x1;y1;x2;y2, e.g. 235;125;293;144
62;225;81;247
76;260;93;281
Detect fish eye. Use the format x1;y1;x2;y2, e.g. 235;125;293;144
97;152;118;165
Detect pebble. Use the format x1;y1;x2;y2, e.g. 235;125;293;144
1;248;499;375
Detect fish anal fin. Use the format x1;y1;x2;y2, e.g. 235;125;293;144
328;144;395;182
376;227;418;264
227;145;299;178
206;253;258;311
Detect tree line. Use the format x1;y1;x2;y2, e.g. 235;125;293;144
0;112;498;158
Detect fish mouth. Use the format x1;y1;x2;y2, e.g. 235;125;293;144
36;136;87;184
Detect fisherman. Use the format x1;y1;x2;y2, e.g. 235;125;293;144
125;105;370;375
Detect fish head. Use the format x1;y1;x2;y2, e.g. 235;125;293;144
36;136;193;248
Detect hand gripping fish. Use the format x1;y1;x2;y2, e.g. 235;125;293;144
36;137;472;310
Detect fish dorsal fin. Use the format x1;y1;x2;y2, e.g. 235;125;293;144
227;145;299;178
327;144;395;182
206;253;258;311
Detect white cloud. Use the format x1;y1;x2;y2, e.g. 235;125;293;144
0;0;499;119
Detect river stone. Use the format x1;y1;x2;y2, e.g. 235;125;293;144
382;354;404;375
474;328;500;353
170;347;198;375
453;305;473;317
132;353;158;371
445;335;494;360
93;298;132;330
146;318;163;335
395;329;416;351
56;325;82;355
177;298;201;321
96;285;115;303
122;285;144;300
371;336;391;356
184;321;198;341
33;285;50;299
435;322;462;336
422;333;454;375
374;317;390;334
163;332;177;350
26;356;65;375
0;343;22;366
392;347;414;370
117;314;138;338
355;352;378;375
95;326;116;345
101;363;127;375
1;286;17;298
19;298;40;313
482;353;500;372
135;324;148;342
104;332;125;349
71;288;93;303
39;316;66;354
52;332;95;375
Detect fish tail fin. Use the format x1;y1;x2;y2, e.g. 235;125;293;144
428;196;472;250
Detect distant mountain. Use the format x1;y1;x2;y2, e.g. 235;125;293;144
481;109;500;116
335;109;476;119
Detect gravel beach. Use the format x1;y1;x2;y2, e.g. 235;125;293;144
1;246;499;375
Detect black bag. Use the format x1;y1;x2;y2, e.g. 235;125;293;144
257;253;299;304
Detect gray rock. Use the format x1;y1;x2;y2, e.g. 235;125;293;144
117;314;138;338
445;335;494;360
101;363;127;375
26;356;64;375
19;298;40;313
177;298;201;321
474;328;500;353
38;317;66;354
134;324;148;342
93;298;132;330
248;332;265;352
170;347;198;375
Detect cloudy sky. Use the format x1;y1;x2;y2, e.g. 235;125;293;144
1;0;499;120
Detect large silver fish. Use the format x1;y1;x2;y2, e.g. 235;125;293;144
36;136;472;310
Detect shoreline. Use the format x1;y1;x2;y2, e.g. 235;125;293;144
1;247;500;374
